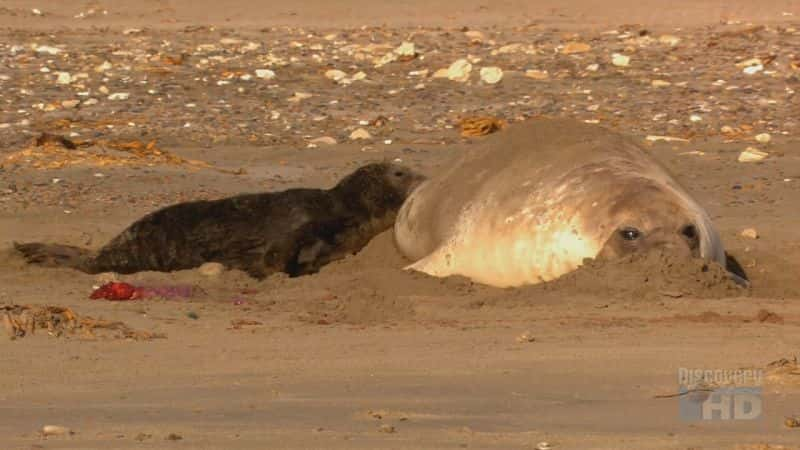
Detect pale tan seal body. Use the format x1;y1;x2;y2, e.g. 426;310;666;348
395;118;729;288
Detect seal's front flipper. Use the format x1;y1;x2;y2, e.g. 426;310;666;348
725;252;750;287
13;242;94;272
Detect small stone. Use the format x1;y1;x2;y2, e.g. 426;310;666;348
561;42;591;54
219;37;243;45
754;133;771;144
31;8;43;15
107;92;129;100
738;147;768;162
585;63;599;71
740;228;759;239
349;128;372;140
611;53;630;67
56;72;72;85
785;416;800;428
42;425;72;436
325;69;347;82
197;262;225;277
446;59;472;82
479;66;503;84
310;136;337;146
61;99;80;108
536;442;552;450
516;331;535;343
165;433;183;441
378;424;395;433
351;71;367;81
689;114;702;122
98;85;109;94
255;69;276;79
525;69;549;80
122;28;142;35
651;79;671;87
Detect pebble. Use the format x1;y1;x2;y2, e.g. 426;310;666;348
586;63;599;71
738;147;768;162
255;69;276;79
651;80;671;87
197;262;225;277
611;53;630;67
754;133;771;144
561;42;592;55
525;69;549;80
689;114;702;122
645;135;689;143
349;128;372;140
61;99;80;108
378;424;396;433
446;59;472;82
479;67;503;84
740;228;759;239
42;425;72;436
107;92;130;100
536;442;553;450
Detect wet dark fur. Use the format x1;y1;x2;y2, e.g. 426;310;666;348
15;162;424;279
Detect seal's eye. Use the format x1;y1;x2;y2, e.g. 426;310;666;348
619;227;641;241
681;224;697;240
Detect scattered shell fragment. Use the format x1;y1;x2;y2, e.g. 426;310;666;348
108;92;130;100
645;135;689;143
611;53;630;67
536;442;553;450
738;147;768;162
743;65;763;75
197;262;225;277
288;92;312;102
255;69;276;79
349;128;372;140
325;69;347;82
446;59;472;82
525;69;549;80
658;35;681;46
42;425;72;436
740;228;759;239
516;331;535;343
561;42;591;55
651;80;671;87
56;72;72;85
479;67;503;84
35;45;61;55
310;136;337;146
754;133;771;144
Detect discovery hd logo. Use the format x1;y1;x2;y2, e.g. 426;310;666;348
677;368;763;421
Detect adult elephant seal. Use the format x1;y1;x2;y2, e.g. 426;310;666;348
395;118;744;288
16;162;425;278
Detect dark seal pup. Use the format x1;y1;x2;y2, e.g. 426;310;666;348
16;162;425;278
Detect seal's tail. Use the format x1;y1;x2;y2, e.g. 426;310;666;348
14;242;95;272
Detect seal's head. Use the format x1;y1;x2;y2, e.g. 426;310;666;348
594;178;747;284
334;162;426;215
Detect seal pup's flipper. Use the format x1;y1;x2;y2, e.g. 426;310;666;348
14;242;95;272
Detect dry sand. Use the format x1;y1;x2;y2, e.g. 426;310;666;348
1;1;800;449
